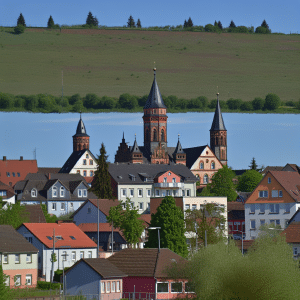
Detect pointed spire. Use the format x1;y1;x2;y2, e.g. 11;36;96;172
131;134;141;153
122;132;125;142
74;114;89;137
143;68;167;109
210;93;226;131
174;134;185;154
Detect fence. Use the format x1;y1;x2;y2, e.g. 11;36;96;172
14;295;98;300
123;292;156;300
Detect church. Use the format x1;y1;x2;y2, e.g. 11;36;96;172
114;68;228;187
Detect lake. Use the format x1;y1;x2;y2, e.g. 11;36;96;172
1;112;299;170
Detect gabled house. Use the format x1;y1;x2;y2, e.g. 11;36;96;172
281;222;300;258
227;201;245;239
108;248;190;300
245;170;300;240
0;225;38;288
16;222;97;281
0;181;16;208
0;156;38;187
14;173;91;217
65;258;127;300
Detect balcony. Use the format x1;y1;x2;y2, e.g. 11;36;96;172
154;182;185;188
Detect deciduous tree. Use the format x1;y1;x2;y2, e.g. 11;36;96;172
264;93;280;110
145;196;188;258
0;202;29;228
237;169;262;192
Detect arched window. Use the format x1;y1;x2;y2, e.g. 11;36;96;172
60;186;65;197
145;129;150;142
200;162;204;169
153;129;157;141
52;187;57;198
31;189;37;197
161;129;165;142
221;136;224;145
203;174;208;184
222;149;226;160
211;161;215;170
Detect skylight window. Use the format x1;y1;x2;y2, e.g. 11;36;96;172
46;236;52;240
70;236;76;240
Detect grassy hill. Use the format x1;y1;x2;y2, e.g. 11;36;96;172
0;27;300;102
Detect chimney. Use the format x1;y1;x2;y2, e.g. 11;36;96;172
56;220;63;224
3;156;6;161
20;156;23;161
48;173;51;180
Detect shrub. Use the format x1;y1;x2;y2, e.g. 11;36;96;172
240;101;253;111
255;26;271;34
54;267;70;283
252;97;265;110
37;281;61;290
14;25;25;34
226;98;243;110
264;93;281;110
0;93;14;109
69;94;81;105
285;100;295;107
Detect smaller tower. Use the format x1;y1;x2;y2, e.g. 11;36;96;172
210;93;227;165
173;134;186;165
130;134;143;164
115;132;131;163
73;114;90;152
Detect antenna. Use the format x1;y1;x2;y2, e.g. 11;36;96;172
33;148;37;160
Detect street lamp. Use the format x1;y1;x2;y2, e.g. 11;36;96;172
148;227;161;252
61;253;69;296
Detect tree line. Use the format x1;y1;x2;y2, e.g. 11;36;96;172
0;91;299;113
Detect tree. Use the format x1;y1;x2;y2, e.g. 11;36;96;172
249;157;258;170
252;97;265;110
90;143;113;199
0;202;29;228
0;265;12;300
185;203;226;251
187;17;193;27
264;93;280;110
237;170;263;192
136;19;141;28
203;165;237;202
183;20;187;28
217;21;223;30
255;26;271;34
107;198;145;247
47;15;55;28
127;15;135;28
17;13;26;26
41;204;57;223
229;20;236;28
261;19;269;29
86;12;98;27
145;196;188;258
14;24;25;34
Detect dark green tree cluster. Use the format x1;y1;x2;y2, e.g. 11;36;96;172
14;13;26;34
255;19;271;34
17;13;26;26
0;202;29;228
237;169;263;192
184;17;193;28
127;15;135;28
86;12;98;27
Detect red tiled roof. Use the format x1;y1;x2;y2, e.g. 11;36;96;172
0;159;38;187
281;222;300;243
0;181;15;198
21;223;97;249
88;199;121;216
139;214;151;227
227;202;245;211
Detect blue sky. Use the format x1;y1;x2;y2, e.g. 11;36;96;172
1;0;299;34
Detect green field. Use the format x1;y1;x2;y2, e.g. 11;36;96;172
0;27;300;102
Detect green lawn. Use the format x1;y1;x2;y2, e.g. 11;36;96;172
0;27;300;102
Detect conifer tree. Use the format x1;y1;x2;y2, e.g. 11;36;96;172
86;12;98;27
127;15;135;28
90;143;113;199
229;20;236;28
261;19;269;29
47;15;55;28
17;13;26;27
249;157;258;170
183;20;187;28
187;17;193;27
136;19;141;28
217;21;223;29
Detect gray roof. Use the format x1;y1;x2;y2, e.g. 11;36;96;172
73;116;89;137
109;163;197;184
131;138;141;153
183;145;207;169
210;95;226;131
174;138;185;154
143;70;167;109
0;225;38;253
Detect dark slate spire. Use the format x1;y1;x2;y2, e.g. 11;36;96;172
144;68;167;109
74;114;89;137
174;134;185;154
131;134;141;153
210;93;226;131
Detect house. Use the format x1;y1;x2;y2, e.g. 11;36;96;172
71;199;121;226
0;225;38;288
108;248;190;299
281;222;300;258
245;170;300;240
0;156;38;187
109;163;198;213
227;201;245;239
59;115;97;184
16;222;97;281
64;258;127;300
0;181;16;208
114;69;227;186
14;173;91;217
261;164;300;176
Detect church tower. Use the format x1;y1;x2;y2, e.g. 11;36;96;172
210;93;227;165
173;135;186;165
143;68;169;164
73;115;90;152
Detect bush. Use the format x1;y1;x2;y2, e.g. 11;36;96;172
14;25;25;34
240;101;253;111
37;281;61;290
285;101;295;107
226;98;243;110
296;100;300;110
118;93;138;109
264;93;281;110
255;26;271;34
54;267;70;282
252;97;265;110
0;93;14;109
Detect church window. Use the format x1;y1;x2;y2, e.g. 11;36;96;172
203;174;208;184
52;187;58;197
31;189;37;197
200;162;204;169
153;129;157;141
60;186;65;197
221;136;224;145
211;162;215;169
161;129;165;142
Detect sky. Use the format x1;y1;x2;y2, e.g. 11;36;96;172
1;0;300;34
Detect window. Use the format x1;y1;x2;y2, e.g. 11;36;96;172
101;282;106;293
185;204;190;210
52;187;58;197
203;174;208;184
70;236;76;240
26;274;32;286
172;178;176;183
192;204;197;210
61;203;65;211
80;251;84;259
285;204;290;214
157;282;169;293
90;171;93;177
5;276;9;286
272;190;278;198
260;219;265;226
200;162;204;169
78;189;82;197
87;207;91;214
276;219;280;226
250;220;256;229
15;254;20;264
70;203;74;209
83;159;87;165
279;190;283;197
83;171;87;177
155;190;160;196
112;281;116;292
31;189;37;197
17;173;20;177
12;172;15;177
106;281;110;293
86;154;89;158
234;222;240;231
153;129;157;141
138;189;143;197
161;129;165;142
0;191;7;196
147;189;151;197
168;172;171;176
7;172;10;177
270;204;279;214
88;251;92;258
211;162;215;169
14;275;21;286
166;190;170;196
72;251;76;261
62;251;67;261
294;247;298;256
60;187;65;197
268;177;271;184
52;203;56;210
259;204;265;214
129;189;134;197
147;202;150;210
171;282;182;293
163;177;167;183
77;170;80;174
121;189;126;197
3;254;8;263
116;281;120;292
26;254;32;263
259;191;268;198
83;189;87;197
250;205;255;214
186;189;191;197
89;159;93;165
185;282;195;293
46;236;53;240
139;202;143;210
26;237;33;243
182;190;185;197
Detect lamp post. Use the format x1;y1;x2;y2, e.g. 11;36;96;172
235;230;245;255
61;253;69;296
148;227;161;252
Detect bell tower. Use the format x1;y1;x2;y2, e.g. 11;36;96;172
73;114;90;152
